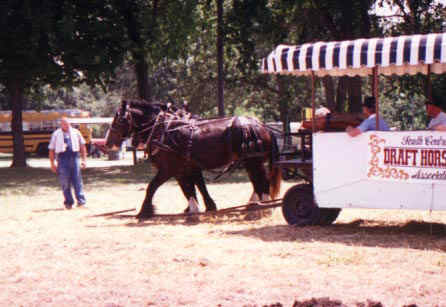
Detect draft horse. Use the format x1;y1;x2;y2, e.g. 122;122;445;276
106;99;282;220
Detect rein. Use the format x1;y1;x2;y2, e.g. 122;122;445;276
145;112;165;156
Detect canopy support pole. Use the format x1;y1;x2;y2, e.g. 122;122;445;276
427;64;432;103
311;71;316;131
373;66;379;130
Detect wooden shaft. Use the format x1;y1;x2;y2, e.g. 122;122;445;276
311;71;316;131
373;66;379;130
427;64;432;103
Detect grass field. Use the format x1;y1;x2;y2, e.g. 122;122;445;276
1;159;446;306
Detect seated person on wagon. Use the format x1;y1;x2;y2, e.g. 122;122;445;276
315;106;331;118
426;91;446;131
346;96;390;137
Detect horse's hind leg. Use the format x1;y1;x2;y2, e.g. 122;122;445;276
244;157;270;202
177;176;200;214
193;170;217;211
137;170;171;219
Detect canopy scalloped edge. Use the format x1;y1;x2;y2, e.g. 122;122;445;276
261;33;446;77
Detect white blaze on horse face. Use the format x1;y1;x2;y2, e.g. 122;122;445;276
188;197;199;213
249;192;259;203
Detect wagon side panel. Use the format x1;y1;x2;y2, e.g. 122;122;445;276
313;131;446;211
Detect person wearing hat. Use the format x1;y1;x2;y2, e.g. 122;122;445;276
346;96;390;137
426;92;446;131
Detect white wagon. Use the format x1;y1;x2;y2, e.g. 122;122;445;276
262;32;446;225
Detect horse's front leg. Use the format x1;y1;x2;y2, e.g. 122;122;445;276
193;170;217;211
137;170;171;220
177;176;200;214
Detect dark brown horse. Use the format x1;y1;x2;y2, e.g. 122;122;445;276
106;99;282;219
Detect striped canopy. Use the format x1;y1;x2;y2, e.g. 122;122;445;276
261;33;446;77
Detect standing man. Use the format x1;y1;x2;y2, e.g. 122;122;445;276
426;92;446;131
346;96;390;137
49;117;87;209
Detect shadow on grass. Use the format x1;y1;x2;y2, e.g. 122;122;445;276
86;206;273;228
86;208;446;251
0;167;59;194
0;163;251;195
223;219;446;251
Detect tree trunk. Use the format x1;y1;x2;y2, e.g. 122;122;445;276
134;53;151;101
277;76;290;140
322;76;335;111
216;0;225;117
7;79;27;168
336;77;348;112
117;0;153;101
348;76;362;113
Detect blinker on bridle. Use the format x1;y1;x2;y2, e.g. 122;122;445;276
109;106;131;137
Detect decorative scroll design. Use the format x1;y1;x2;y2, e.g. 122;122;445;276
367;134;409;180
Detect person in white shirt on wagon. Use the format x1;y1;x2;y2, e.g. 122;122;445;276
346;96;390;137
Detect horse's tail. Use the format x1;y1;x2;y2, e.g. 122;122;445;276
269;131;281;200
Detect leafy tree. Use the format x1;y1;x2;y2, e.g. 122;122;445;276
134;0;260;118
113;0;199;101
376;0;446;129
218;0;376;138
216;0;225;116
0;0;127;167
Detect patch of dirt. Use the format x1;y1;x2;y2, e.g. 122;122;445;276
260;298;419;306
1;172;446;306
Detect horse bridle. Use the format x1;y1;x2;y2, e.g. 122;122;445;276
110;107;132;138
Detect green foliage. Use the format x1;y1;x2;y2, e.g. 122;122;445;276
380;90;428;130
0;0;128;89
121;0;199;64
374;0;446;129
23;84;121;117
380;0;445;35
2;0;446;129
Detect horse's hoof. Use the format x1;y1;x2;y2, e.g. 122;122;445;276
136;216;145;222
136;212;153;221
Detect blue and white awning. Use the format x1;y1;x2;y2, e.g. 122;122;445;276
261;33;446;77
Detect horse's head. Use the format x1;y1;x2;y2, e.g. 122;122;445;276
106;100;131;151
127;100;166;127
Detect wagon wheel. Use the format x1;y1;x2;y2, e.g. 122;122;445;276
281;183;340;226
319;207;341;226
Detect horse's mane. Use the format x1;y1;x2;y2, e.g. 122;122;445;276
123;99;167;110
123;99;200;122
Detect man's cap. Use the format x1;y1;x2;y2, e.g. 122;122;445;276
363;96;376;109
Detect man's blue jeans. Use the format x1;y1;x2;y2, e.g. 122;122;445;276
57;155;86;207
